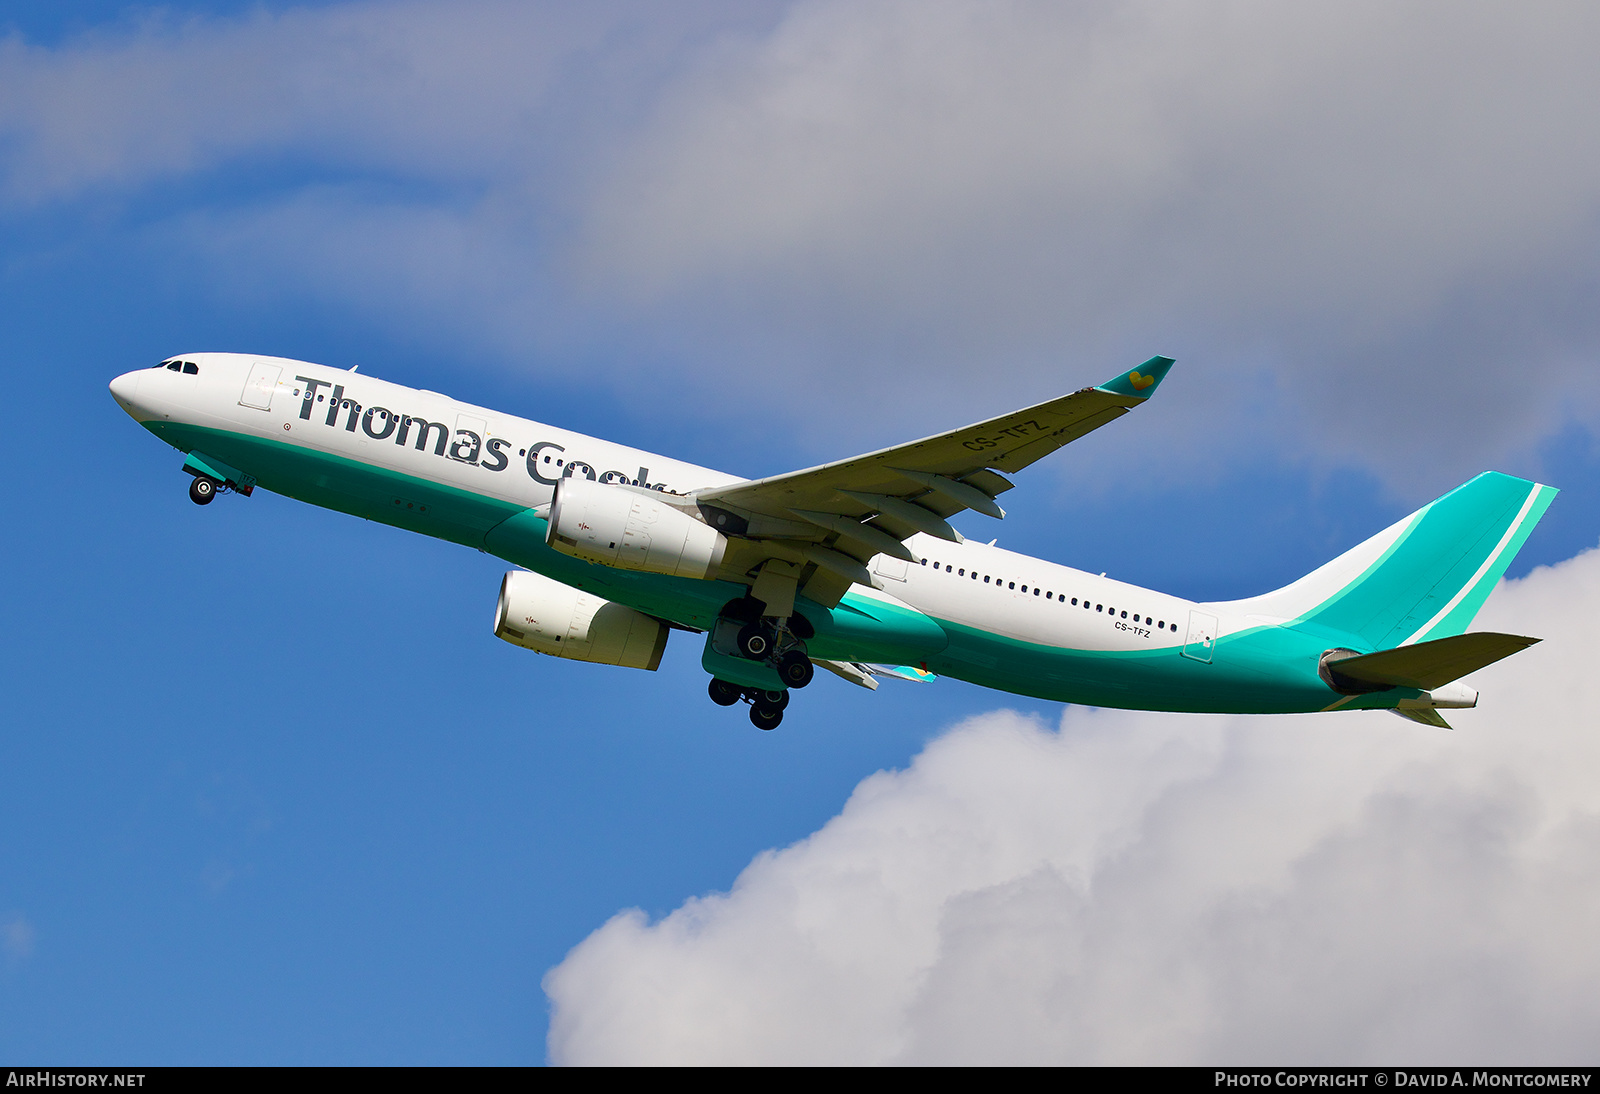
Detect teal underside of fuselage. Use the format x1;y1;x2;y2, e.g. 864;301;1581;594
147;420;1403;715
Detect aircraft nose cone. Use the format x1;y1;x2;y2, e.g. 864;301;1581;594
109;370;145;418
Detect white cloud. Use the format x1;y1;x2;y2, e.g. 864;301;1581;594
0;1;636;200
8;1;1600;485
543;542;1600;1064
577;0;1600;479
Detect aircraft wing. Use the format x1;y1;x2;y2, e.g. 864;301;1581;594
694;356;1174;608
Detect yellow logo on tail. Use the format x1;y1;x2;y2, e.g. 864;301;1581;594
1129;371;1155;390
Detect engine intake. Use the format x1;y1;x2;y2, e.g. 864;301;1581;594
546;477;727;580
493;569;667;670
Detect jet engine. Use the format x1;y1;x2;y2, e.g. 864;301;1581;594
493;569;668;670
546;477;727;580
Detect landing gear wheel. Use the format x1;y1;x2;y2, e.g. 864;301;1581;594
189;476;218;505
708;678;742;707
748;689;789;712
737;622;771;660
750;704;784;731
778;651;814;689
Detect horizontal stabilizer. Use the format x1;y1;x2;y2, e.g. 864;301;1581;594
1393;707;1453;729
812;659;879;691
1334;632;1540;691
867;664;939;683
811;660;938;689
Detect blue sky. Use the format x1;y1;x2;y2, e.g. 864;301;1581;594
2;1;1598;1064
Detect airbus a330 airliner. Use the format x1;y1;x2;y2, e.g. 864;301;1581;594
110;354;1553;730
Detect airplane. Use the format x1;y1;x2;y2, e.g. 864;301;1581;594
109;353;1554;730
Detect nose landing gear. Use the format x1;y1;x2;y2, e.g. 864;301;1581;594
181;453;255;506
188;476;219;505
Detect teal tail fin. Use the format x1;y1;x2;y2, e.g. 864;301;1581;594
1223;472;1557;650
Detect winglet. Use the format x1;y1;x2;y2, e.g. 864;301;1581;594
1096;356;1175;400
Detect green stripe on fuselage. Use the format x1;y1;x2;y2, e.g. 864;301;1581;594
147;422;952;667
148;420;524;549
924;619;1394;713
147;421;1392;715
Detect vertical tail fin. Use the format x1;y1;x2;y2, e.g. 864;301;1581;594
1219;472;1556;649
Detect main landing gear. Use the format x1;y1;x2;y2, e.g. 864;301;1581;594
708;597;816;730
707;678;792;729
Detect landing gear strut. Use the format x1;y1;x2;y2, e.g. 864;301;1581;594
707;597;819;730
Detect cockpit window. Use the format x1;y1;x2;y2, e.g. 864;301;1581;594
166;362;181;371
155;360;174;368
182;362;198;375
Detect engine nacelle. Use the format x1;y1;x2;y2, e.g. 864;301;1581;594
493;569;668;670
546;477;727;580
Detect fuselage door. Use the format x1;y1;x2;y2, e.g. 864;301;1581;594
873;555;908;582
238;362;282;411
1181;610;1219;663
